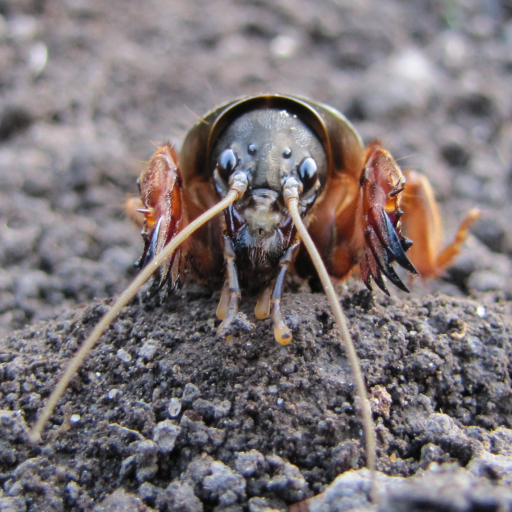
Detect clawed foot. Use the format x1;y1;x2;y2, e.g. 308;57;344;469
216;242;299;345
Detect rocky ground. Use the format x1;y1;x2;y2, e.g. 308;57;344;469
1;0;512;510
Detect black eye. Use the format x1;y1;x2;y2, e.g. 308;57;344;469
248;144;257;155
218;149;238;181
283;148;292;159
298;157;318;193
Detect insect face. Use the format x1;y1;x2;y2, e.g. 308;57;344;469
212;109;327;218
211;109;328;290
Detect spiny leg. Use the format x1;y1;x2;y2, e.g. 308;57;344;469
359;143;417;293
271;241;300;345
216;236;241;336
136;143;184;291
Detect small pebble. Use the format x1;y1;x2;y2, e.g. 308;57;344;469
476;306;487;318
117;349;132;363
182;383;200;403
108;389;121;400
235;450;266;478
270;35;298;58
153;420;181;453
132;440;158;482
213;399;231;419
138;339;159;361
202;461;246;503
164;482;202;512
168;398;182;418
28;41;48;76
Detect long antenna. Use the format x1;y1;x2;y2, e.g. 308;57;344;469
284;179;376;502
30;174;248;443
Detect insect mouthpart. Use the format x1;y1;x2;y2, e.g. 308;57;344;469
242;188;284;235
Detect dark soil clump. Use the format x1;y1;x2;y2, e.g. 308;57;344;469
2;289;512;510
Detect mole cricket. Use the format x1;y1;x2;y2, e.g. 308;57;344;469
30;94;479;486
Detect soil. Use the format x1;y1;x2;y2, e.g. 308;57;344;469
1;0;512;510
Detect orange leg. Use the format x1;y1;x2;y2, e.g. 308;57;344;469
400;170;479;279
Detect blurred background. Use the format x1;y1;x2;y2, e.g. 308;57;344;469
0;0;511;338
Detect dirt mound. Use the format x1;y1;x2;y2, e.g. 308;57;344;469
1;288;512;510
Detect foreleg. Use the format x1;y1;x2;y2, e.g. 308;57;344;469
359;143;417;294
135;143;185;290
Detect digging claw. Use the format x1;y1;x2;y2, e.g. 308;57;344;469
366;226;409;293
139;216;163;269
369;206;417;275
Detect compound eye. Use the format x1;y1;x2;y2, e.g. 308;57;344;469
218;148;238;181
298;157;318;193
